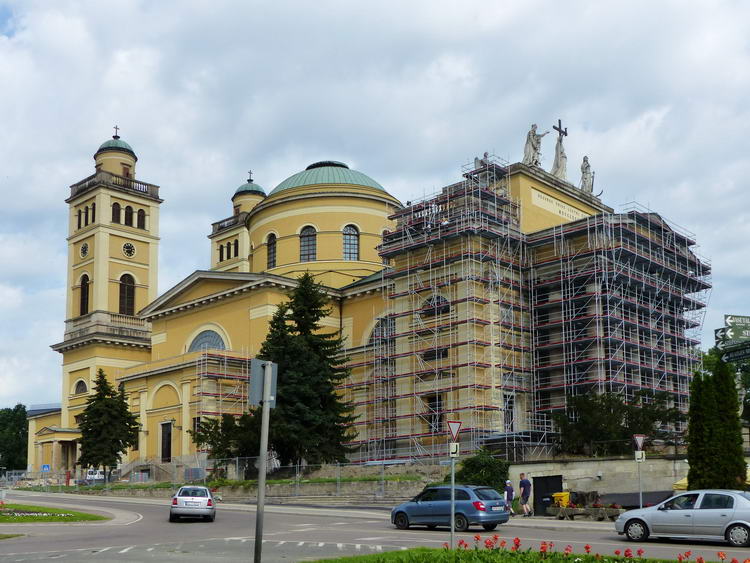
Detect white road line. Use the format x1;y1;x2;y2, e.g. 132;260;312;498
401;547;408;550
95;547;112;553
331;522;347;525
376;545;383;551
337;543;344;550
297;541;305;546
118;547;134;554
277;541;286;546
355;544;361;550
124;512;143;525
357;536;387;540
317;542;325;547
146;548;154;552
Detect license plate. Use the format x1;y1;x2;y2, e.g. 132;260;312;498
185;501;200;506
491;506;502;511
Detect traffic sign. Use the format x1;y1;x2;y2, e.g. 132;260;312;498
446;420;462;442
635;450;645;463
722;345;750;363
250;359;277;408
725;315;750;327
633;434;646;451
715;326;750;347
41;464;50;472
449;442;460;458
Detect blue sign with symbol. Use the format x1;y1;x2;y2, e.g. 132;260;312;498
41;464;50;472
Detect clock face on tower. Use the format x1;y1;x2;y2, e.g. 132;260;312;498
122;242;136;258
80;242;89;258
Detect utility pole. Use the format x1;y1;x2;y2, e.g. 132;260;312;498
254;361;273;563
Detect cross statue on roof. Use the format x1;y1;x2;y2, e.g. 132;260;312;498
248;170;253;182
553;119;567;137
113;125;120;138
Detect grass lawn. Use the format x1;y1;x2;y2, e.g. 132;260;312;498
0;503;109;523
0;534;23;540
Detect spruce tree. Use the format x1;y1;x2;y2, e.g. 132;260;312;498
711;360;746;489
0;404;28;469
78;369;139;480
687;373;720;488
254;273;356;465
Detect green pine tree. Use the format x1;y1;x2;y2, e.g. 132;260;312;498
253;273;357;466
711;359;746;489
77;369;139;480
687;372;721;489
0;404;28;469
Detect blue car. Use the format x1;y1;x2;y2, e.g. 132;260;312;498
391;485;509;532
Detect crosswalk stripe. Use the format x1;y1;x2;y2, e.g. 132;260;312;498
118;547;134;554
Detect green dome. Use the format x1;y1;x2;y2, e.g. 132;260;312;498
269;161;385;195
95;135;137;159
233;179;266;198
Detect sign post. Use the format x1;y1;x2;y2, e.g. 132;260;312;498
633;435;646;509
254;360;277;563
446;420;462;549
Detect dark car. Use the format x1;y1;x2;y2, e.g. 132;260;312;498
391;485;509;532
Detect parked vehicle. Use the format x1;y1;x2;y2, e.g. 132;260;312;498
169;485;216;522
391;485;509;532
615;489;750;547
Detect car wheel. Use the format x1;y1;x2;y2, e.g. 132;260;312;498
205;514;215;523
426;524;437;530
169;514;178;523
625;519;649;542
482;523;498;531
454;514;469;532
394;512;409;530
726;524;750;547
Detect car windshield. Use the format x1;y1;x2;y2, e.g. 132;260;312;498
475;488;502;500
179;488;208;497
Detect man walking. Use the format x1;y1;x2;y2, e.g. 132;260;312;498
519;473;532;517
504;479;516;516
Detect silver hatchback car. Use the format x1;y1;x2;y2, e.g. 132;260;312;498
615;490;750;547
169;485;216;522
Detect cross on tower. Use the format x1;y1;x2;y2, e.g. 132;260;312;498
248;170;253;182
553;119;567;137
113;125;120;138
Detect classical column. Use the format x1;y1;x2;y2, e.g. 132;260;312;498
181;382;191;458
51;440;61;471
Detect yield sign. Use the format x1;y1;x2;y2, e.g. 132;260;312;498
633;434;646;451
447;420;462;442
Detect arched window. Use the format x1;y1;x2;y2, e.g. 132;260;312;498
266;234;277;269
188;330;226;352
225;242;232;259
369;317;396;354
137;209;146;229
300;226;317;262
112;203;121;223
80;274;90;316
421;295;450;317
84;206;89;226
233;239;239;257
124;206;134;226
343;225;359;260
91;202;96;223
219;245;224;262
74;380;88;395
77;209;82;229
119;274;135;315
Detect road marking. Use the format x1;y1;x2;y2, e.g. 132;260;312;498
331;522;347;525
376;545;383;551
317;542;325;547
146;548;154;552
277;541;286;546
118;547;134;553
94;547;112;553
355;544;361;550
357;536;387;540
297;542;305;547
124;512;143;525
337;543;344;550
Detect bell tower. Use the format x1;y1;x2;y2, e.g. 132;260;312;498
52;131;163;427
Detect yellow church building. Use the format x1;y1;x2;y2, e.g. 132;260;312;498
27;132;710;477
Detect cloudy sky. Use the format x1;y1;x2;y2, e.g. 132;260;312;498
1;1;748;408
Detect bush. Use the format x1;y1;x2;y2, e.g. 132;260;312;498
443;448;509;491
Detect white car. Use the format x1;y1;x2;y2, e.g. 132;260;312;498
169;486;216;522
615;490;750;547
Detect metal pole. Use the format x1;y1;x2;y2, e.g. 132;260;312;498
450;456;455;549
638;459;642;509
254;361;272;563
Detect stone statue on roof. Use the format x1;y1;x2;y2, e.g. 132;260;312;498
580;156;594;193
550;132;567;180
522;124;549;167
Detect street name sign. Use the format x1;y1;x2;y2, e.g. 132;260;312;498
721;345;750;363
725;315;750;327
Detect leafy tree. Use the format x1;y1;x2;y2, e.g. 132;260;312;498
77;369;139;480
249;273;356;466
188;413;238;477
710;360;746;488
0;404;27;469
445;448;509;490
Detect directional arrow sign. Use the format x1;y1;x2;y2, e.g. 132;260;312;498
725;315;750;327
447;420;462;442
722;345;750;363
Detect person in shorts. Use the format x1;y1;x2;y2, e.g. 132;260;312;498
519;472;532;516
504;479;516;515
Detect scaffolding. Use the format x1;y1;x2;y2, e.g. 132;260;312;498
346;154;551;462
195;350;252;423
527;204;711;431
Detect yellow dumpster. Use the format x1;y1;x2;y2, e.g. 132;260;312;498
552;492;570;507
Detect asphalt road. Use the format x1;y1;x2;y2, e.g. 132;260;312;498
0;491;747;562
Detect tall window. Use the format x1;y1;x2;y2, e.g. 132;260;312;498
233;239;239;258
84;206;89;226
124;206;134;226
112;203;121;223
421;295;451;317
300;226;317;262
219;245;224;261
91;202;96;223
225;241;232;259
77;209;82;229
74;380;88;394
119;274;135;315
343;224;359;260
266;234;277;269
137;209;146;229
80;274;90;316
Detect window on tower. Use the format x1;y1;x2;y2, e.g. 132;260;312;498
233;239;239;258
343;224;359;260
80;274;90;316
137;209;146;229
112;203;121;223
74;380;88;395
219;245;224;262
266;233;277;269
91;202;96;223
300;226;317;262
124;206;134;227
225;241;232;259
84;206;89;226
77;209;82;229
119;274;135;315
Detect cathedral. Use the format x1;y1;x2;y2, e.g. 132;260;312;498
27;129;710;477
